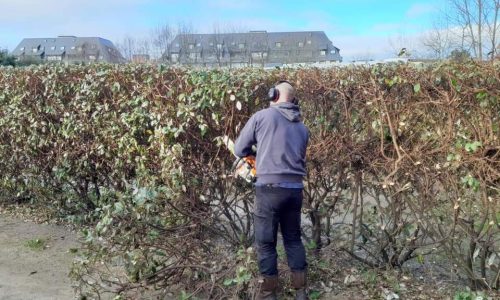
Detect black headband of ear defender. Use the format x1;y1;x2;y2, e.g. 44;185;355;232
267;80;299;105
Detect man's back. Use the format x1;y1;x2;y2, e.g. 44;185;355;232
234;102;309;184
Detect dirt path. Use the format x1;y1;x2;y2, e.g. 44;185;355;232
0;214;78;300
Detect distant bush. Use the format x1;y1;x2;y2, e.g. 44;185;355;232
0;50;16;66
0;63;498;298
449;49;472;62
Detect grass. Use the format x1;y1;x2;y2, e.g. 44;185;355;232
25;238;48;250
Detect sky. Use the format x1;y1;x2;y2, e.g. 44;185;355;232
0;0;446;61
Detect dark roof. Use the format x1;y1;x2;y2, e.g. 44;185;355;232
169;31;341;63
11;36;125;63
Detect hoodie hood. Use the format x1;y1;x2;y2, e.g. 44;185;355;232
270;102;302;122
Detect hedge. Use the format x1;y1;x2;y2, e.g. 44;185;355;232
0;62;498;297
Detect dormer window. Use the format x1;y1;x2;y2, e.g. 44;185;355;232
307;40;312;45
275;42;282;48
216;43;222;50
238;43;245;49
196;43;201;47
60;46;65;50
320;49;326;56
188;44;194;49
298;42;304;47
51;46;56;50
20;47;25;51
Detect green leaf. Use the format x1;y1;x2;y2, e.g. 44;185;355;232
464;141;482;153
223;278;235;286
114;202;124;214
417;253;425;264
310;290;321;300
413;83;421;93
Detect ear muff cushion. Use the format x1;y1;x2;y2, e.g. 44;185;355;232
267;87;279;101
267;80;291;101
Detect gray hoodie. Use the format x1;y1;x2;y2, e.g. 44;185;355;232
234;102;309;184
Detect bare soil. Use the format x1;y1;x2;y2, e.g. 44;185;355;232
0;213;78;300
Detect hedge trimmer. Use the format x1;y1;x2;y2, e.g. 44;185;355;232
222;135;256;183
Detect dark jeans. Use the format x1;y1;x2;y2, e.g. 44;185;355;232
254;186;307;276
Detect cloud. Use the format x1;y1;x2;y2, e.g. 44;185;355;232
406;3;436;19
370;23;404;33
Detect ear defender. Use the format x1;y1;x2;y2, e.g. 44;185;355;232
267;87;280;101
267;80;291;102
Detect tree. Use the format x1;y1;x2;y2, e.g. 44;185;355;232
388;31;417;58
152;23;174;61
0;49;16;66
210;23;226;67
446;0;500;60
421;20;455;59
449;48;473;61
116;35;137;62
174;22;194;64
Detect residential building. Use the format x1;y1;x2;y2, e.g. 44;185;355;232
11;36;125;64
166;31;342;68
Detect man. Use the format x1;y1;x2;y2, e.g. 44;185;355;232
234;81;309;300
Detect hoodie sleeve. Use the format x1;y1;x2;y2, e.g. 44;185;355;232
234;114;258;158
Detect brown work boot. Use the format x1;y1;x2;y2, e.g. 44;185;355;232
291;271;308;300
255;275;278;300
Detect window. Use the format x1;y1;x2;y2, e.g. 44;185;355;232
320;50;327;56
77;47;82;52
32;47;38;53
216;43;222;50
188;44;194;49
189;52;197;59
209;42;214;46
298;42;304;47
71;46;76;50
51;46;56;50
89;55;96;60
91;44;96;49
231;42;235;46
175;43;179;47
196;42;201;47
60;46;65;50
47;56;62;61
331;49;337;54
238;43;245;49
171;53;179;62
307;40;312;44
275;42;281;48
251;52;263;59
